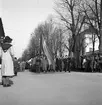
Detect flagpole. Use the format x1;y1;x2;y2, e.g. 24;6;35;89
0;0;2;18
39;33;42;56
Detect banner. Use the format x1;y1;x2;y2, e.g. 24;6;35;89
42;35;54;66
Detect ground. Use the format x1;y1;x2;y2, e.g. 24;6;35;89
0;70;102;105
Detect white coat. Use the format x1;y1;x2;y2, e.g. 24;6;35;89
0;46;14;76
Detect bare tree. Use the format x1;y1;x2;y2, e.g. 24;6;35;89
22;49;30;61
23;18;65;59
82;0;102;53
55;0;86;67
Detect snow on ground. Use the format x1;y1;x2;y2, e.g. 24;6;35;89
0;71;102;105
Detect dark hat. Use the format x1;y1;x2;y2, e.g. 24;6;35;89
4;36;12;43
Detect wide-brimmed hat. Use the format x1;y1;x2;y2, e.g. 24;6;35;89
3;36;12;43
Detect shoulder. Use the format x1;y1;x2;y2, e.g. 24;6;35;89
9;45;13;50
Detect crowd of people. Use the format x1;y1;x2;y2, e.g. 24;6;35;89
0;36;102;87
26;54;102;73
27;56;74;73
82;54;102;72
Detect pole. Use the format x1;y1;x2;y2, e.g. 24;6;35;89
39;33;42;56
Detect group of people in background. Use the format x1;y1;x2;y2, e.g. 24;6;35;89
27;55;72;73
27;54;102;73
82;54;102;72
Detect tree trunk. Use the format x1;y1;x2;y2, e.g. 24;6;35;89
99;0;102;54
99;35;102;54
72;36;79;69
72;35;83;69
92;33;95;55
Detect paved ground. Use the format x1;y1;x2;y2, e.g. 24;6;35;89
0;70;102;105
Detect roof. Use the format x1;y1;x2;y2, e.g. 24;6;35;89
86;50;99;55
82;50;100;57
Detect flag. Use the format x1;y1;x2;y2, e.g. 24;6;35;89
0;18;5;39
42;35;55;67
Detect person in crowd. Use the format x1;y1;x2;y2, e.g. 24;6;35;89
93;56;97;72
56;57;62;72
30;57;36;72
0;36;15;87
95;55;100;72
90;56;94;72
61;58;64;71
42;56;48;73
55;57;59;72
97;56;102;72
68;57;71;72
14;57;19;76
35;56;41;73
80;56;83;70
63;57;68;72
85;56;91;72
20;61;25;72
82;57;86;71
0;58;2;84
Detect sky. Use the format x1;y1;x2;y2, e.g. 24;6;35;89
0;0;55;58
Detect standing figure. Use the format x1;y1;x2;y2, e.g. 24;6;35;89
0;36;4;84
14;57;19;76
42;56;48;73
35;56;41;73
0;36;14;87
20;61;25;72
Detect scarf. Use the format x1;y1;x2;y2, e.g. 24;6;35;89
1;43;12;53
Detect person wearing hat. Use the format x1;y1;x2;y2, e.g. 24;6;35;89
0;36;15;87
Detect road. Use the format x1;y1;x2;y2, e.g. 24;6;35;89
0;71;102;105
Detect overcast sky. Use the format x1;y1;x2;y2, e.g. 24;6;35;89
1;0;55;58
